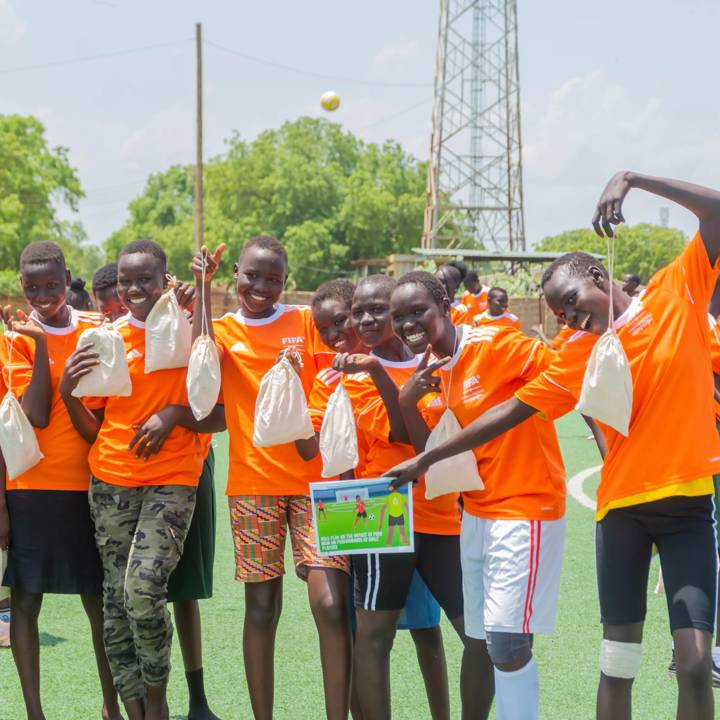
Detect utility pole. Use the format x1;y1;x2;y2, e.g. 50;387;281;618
423;0;526;252
194;22;204;250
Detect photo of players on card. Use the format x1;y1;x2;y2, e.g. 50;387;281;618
310;478;414;556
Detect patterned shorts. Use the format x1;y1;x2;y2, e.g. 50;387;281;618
228;494;350;583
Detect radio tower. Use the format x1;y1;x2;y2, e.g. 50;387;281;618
422;0;526;251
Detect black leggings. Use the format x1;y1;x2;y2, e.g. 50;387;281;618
596;494;716;632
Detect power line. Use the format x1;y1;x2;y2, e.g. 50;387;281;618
206;40;431;89
0;39;191;75
358;97;431;131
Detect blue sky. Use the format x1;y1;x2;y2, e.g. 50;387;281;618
2;0;720;248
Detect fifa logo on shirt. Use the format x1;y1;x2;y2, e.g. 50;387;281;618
281;336;305;346
463;375;485;402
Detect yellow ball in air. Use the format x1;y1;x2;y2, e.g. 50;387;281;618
320;91;340;112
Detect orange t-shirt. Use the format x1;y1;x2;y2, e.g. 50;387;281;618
551;325;576;350
343;357;461;535
473;310;521;330
213;304;324;496
516;232;720;519
419;325;564;520
1;308;102;491
450;301;471;325
88;315;204;488
462;288;489;317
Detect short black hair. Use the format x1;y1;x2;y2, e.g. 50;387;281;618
66;278;94;311
92;262;118;292
19;241;66;271
488;286;508;298
356;274;396;298
624;273;641;284
540;252;609;288
119;239;167;271
396;271;448;309
241;235;288;266
465;269;479;284
442;260;468;282
312;279;356;310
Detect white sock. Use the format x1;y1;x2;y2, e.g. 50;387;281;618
494;655;539;720
712;646;720;665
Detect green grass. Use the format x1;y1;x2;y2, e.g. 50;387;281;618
0;415;693;718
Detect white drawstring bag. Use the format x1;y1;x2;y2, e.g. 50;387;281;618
319;383;359;477
0;336;44;480
186;256;221;420
424;408;484;499
253;355;315;447
575;236;633;436
144;279;192;373
71;325;132;398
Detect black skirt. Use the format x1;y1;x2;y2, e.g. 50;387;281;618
3;489;103;595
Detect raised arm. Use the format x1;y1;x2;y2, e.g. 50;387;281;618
593;171;720;265
396;347;451;453
387;396;537;489
2;309;52;429
191;244;226;345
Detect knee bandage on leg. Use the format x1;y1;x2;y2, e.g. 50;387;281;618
486;631;532;666
599;640;642;679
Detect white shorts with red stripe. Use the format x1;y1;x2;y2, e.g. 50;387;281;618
460;513;566;639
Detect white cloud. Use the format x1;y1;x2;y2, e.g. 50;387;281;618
373;40;418;66
520;70;720;242
0;0;26;39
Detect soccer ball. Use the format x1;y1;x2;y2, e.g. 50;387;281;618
320;91;340;112
368;513;375;521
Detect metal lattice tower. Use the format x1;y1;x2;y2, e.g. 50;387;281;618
422;0;526;251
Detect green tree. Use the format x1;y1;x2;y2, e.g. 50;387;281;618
536;224;687;283
105;117;427;289
0;115;84;270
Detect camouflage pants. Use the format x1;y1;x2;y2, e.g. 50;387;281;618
89;476;196;700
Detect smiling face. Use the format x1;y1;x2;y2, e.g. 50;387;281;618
117;252;166;322
542;265;611;335
351;281;395;350
436;266;462;301
234;246;287;319
390;282;450;355
20;261;70;325
313;297;362;353
487;289;509;317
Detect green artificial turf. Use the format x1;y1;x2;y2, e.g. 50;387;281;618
0;415;697;718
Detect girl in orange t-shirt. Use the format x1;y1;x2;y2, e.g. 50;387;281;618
0;241;121;720
60;240;224;720
388;172;720;720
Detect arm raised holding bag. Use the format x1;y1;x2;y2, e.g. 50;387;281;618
1;306;51;429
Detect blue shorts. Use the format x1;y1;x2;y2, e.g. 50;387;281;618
349;569;441;631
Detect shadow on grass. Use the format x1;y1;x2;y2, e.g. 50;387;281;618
39;632;66;647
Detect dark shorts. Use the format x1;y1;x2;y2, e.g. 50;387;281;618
352;532;463;619
596;494;717;633
357;511;367;519
388;515;404;527
3;489;103;595
167;448;216;603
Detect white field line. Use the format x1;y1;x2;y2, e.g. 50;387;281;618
567;465;601;511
